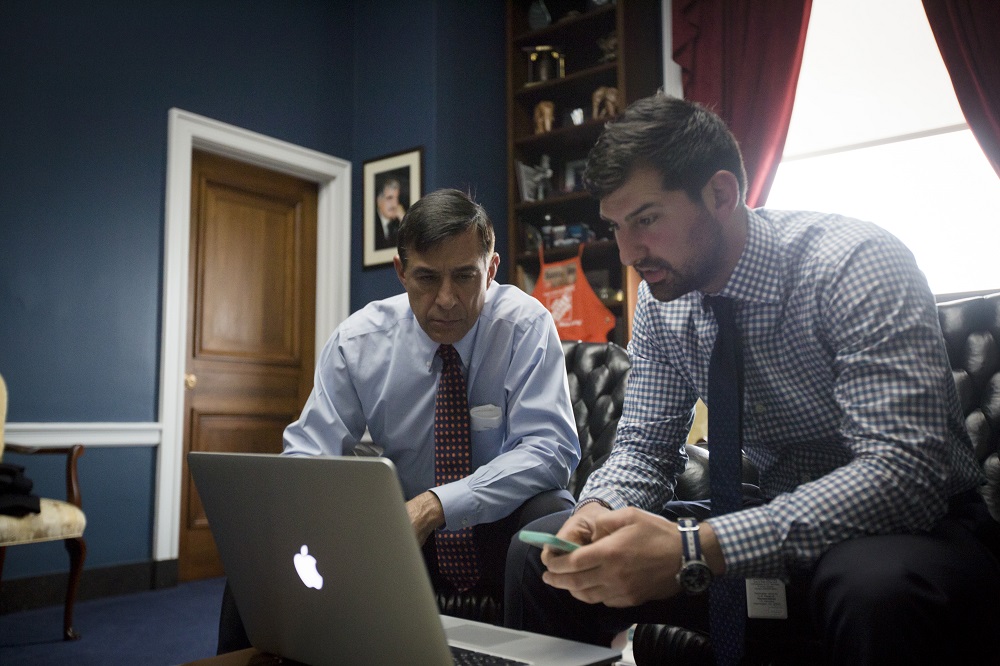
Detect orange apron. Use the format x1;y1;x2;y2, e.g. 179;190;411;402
531;244;616;342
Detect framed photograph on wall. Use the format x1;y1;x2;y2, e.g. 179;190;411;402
363;146;423;268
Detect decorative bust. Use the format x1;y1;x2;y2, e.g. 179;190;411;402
592;86;620;119
534;101;555;134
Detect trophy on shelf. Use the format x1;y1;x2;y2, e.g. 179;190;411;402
523;45;565;86
516;155;554;202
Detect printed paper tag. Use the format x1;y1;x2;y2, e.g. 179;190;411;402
745;578;788;619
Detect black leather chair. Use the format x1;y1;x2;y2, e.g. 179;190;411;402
561;340;632;498
937;293;1000;521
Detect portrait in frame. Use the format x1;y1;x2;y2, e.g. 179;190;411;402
363;147;423;268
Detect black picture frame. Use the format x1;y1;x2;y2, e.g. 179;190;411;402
363;147;423;268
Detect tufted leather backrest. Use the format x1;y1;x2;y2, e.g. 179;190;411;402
562;295;1000;516
561;340;630;497
937;293;1000;520
561;341;755;501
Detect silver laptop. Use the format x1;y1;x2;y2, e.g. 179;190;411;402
189;452;620;666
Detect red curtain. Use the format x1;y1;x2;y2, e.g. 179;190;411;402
673;0;812;207
922;0;1000;179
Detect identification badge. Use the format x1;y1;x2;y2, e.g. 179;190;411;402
745;578;787;619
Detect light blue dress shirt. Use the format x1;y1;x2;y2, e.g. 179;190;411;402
283;282;581;531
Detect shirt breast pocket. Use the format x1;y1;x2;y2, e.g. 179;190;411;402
470;404;506;457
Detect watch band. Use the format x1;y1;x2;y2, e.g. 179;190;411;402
676;517;713;594
677;517;702;560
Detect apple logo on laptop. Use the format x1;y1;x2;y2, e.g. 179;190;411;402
293;545;324;590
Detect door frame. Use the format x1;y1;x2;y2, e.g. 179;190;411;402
154;108;351;563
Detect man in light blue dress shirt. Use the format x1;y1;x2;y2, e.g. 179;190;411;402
284;187;580;558
218;188;580;653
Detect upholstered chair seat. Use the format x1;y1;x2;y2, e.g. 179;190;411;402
0;496;86;545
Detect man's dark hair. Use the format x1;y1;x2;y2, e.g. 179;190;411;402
584;93;748;203
397;188;494;267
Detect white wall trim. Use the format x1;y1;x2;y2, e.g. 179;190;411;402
5;422;162;447
157;109;351;562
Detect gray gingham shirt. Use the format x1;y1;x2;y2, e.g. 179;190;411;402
580;208;983;580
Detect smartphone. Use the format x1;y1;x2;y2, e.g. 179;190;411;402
518;529;580;554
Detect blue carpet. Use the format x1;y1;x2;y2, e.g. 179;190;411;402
0;576;225;665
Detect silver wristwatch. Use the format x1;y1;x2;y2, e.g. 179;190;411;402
676;517;713;594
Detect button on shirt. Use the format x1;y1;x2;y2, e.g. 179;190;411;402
580;208;982;580
283;282;581;531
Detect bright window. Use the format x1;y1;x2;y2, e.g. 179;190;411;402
766;0;1000;296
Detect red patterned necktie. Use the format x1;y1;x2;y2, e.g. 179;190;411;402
434;344;481;591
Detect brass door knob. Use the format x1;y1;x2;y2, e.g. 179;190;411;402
185;373;198;390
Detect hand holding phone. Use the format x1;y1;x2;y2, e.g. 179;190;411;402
518;529;580;554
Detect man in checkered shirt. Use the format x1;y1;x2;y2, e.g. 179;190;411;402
505;93;1000;664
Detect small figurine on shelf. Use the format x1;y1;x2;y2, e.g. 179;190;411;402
532;154;554;200
515;155;554;202
592;86;620;119
523;224;543;251
534;101;555;134
597;32;617;63
528;0;551;30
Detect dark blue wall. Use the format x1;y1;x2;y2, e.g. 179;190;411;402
0;0;355;424
436;1;509;284
349;0;508;306
0;0;506;580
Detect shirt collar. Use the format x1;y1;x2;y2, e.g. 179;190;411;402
416;282;494;370
702;207;783;306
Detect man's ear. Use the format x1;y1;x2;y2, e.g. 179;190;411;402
701;170;741;219
486;252;500;287
393;255;406;286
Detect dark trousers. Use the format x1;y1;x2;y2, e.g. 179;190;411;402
504;491;1000;665
217;488;574;654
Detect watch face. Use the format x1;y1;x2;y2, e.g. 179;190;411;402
678;561;713;594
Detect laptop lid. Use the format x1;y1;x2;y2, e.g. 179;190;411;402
189;452;620;666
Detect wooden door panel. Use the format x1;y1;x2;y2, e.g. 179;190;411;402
197;185;303;362
179;150;317;581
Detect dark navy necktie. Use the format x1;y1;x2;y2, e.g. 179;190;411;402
433;344;481;591
704;295;746;665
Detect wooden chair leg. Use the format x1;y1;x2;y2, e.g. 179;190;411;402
63;537;86;640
